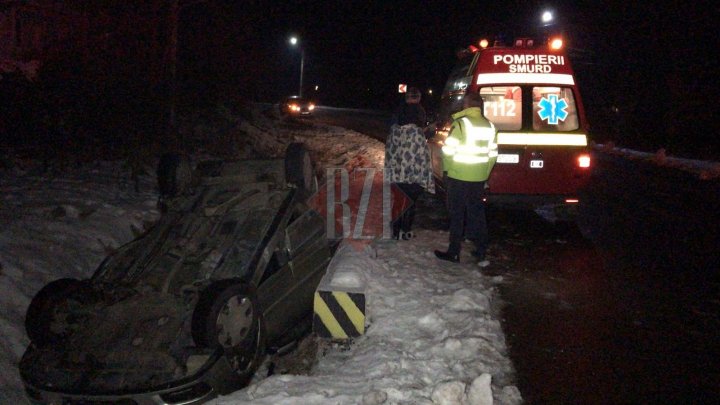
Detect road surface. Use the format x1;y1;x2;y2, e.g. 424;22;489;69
322;106;720;404
310;106;392;141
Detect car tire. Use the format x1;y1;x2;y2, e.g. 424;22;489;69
285;143;316;194
191;281;265;383
25;278;95;346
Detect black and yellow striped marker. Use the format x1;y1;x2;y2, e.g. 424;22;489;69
313;290;365;339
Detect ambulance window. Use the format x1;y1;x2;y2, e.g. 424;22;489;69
442;72;471;94
439;69;472;123
479;86;522;131
532;87;579;131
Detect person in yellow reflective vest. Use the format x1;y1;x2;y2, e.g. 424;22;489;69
434;92;498;267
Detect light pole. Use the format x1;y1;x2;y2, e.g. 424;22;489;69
289;36;305;98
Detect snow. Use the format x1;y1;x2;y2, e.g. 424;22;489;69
222;237;519;404
593;142;720;180
0;109;521;404
3;106;715;404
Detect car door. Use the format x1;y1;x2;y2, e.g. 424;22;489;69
283;208;330;319
256;207;329;343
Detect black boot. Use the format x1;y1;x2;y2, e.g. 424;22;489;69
434;250;459;263
471;249;486;261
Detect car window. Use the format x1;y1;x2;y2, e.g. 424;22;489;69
285;209;324;257
260;250;287;284
479;86;522;131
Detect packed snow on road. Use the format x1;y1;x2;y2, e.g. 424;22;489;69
0;107;524;404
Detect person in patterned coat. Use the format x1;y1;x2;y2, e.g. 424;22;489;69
385;87;435;240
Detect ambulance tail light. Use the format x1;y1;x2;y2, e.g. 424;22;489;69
577;154;591;168
550;37;563;50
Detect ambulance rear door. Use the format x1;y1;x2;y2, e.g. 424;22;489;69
471;43;591;204
480;83;588;198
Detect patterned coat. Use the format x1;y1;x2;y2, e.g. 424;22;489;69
384;124;436;194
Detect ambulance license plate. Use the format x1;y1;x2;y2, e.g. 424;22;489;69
497;154;519;164
530;160;544;168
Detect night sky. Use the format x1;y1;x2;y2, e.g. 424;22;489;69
197;0;713;157
186;1;573;107
178;0;718;157
8;1;712;157
182;1;715;108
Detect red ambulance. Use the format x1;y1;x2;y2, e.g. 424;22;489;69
430;36;592;209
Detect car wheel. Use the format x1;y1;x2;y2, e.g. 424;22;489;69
25;278;95;346
285;143;315;193
192;281;265;380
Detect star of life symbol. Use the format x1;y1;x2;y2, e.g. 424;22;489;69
537;94;569;125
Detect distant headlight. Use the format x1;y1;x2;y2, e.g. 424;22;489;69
290;104;300;111
308;104;315;110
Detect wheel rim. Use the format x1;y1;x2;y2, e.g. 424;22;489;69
228;325;263;374
215;295;253;348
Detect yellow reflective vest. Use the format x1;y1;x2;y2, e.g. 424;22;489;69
442;107;498;182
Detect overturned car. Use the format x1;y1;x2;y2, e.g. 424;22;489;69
20;144;332;404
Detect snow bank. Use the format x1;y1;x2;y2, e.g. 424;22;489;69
216;233;520;404
0;162;160;403
0;107;521;404
593;142;720;180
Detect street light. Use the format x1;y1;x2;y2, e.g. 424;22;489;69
289;36;305;98
541;11;553;24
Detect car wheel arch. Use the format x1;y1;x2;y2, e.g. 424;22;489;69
25;278;98;346
284;143;317;195
191;280;266;382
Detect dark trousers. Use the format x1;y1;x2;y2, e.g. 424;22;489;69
446;177;488;255
393;182;424;237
